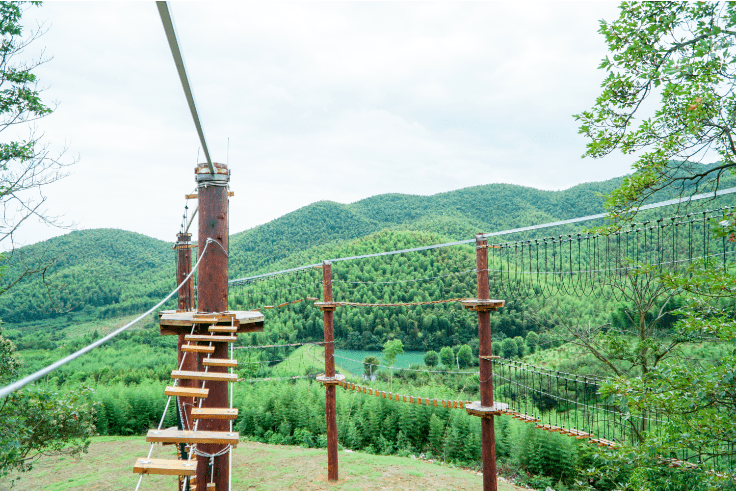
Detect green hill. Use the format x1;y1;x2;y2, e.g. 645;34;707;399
228;179;622;277
1;169;732;340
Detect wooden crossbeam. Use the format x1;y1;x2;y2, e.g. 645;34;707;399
191;408;239;420
165;386;209;399
185;334;237;343
134;458;196;476
171;371;238;382
203;358;238;368
181;344;215;353
146;428;240;446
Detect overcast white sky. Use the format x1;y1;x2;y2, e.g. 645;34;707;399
11;1;637;248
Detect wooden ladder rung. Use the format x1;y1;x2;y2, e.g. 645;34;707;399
165;386;209;399
171;371;238;382
191;408;239;420
181;344;215;353
185;335;237;343
146;428;240;446
203;358;238;368
133;458;196;476
190;483;216;491
208;325;237;333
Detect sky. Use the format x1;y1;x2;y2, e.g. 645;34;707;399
8;1;638;249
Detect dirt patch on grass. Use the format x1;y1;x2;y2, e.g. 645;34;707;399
3;437;526;491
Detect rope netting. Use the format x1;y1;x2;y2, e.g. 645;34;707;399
223;199;736;477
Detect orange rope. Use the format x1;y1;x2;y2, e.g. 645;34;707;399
338;380;470;409
333;298;466;308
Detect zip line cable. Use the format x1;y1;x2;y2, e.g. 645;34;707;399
0;239;217;399
156;1;214;174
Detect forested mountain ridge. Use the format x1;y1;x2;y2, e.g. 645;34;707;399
0;229;173;323
228;178;624;277
1;169;731;327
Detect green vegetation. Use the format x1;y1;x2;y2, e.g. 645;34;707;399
3;436;527;491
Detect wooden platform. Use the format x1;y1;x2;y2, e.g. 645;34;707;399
181;344;215;354
171;371;238;382
465;401;509;418
146;429;240;446
203;358;238;368
191;408;239;420
460;298;505;312
185;334;238;343
165;386;209;399
159;310;263;335
133;458;196;476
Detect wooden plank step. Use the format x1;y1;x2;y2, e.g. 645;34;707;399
133;458;196;476
181;344;215;353
146;428;240;446
208;325;237;333
190;483;216;491
185;334;237;343
191;408;239;420
203;358;238;368
165;386;209;399
171;371;238;382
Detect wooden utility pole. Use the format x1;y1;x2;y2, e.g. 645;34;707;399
175;232;196;470
195;162;231;491
316;260;342;481
462;234;506;491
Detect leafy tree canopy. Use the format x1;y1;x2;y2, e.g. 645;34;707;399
576;1;735;218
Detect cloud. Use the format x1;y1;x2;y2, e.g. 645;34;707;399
10;1;632;249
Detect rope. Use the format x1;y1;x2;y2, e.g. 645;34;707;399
233;341;330;350
134;324;196;491
332;298;466;308
338;380;471;409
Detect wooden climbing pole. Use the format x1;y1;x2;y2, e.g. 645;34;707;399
134;163;265;491
462;234;505;491
315;260;343;481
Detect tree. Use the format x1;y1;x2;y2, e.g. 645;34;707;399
456;345;473;368
575;1;735;219
423;350;439;368
438;346;454;367
575;3;736;486
0;326;96;481
382;339;403;390
0;3;89;482
501;338;517;359
0;1;73;259
525;331;539;353
362;355;380;380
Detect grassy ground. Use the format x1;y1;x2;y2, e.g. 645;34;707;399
3;437;526;491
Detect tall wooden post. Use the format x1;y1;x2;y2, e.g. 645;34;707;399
476;235;497;491
462;234;505;491
176;232;196;466
320;260;339;481
195;162;231;491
